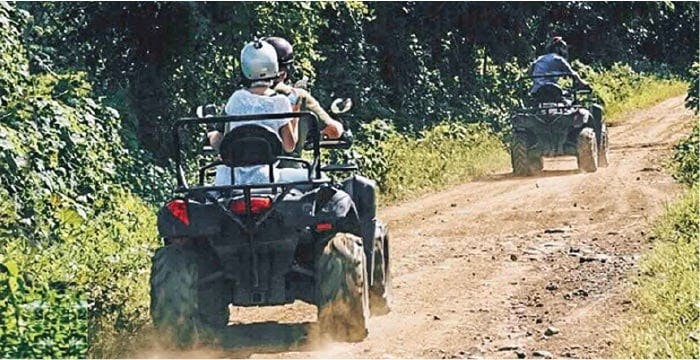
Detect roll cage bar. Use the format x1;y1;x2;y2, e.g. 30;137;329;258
171;111;322;191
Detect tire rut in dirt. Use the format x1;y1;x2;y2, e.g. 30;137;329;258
150;244;200;348
577;127;599;172
316;233;370;342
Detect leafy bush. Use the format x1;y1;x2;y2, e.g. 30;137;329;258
0;4;161;358
354;120;509;201
0;257;88;358
575;62;688;123
671;124;699;186
685;62;699;114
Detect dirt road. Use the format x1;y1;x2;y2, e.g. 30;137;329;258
166;96;694;359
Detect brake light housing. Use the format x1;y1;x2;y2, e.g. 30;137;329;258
166;199;190;226
315;222;333;232
230;197;273;214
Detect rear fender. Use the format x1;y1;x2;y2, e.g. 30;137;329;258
157;200;221;239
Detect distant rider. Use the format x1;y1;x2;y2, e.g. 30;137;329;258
530;37;590;95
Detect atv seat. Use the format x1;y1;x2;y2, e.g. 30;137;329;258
216;124;313;187
532;83;568;104
219;124;283;168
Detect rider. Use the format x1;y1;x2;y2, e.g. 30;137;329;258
530;37;590;96
264;36;345;143
208;40;299;185
264;36;378;251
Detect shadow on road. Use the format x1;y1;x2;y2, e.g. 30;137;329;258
475;169;581;182
205;321;318;358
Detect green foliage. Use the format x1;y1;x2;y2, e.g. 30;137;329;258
671;124;699;186
617;189;699;359
0;190;157;359
685;62;699;114
19;2;698;159
354;120;509;201
0;3;161;357
0;255;88;358
617;126;700;358
576;61;688;123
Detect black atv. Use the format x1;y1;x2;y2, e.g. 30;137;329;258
149;106;391;347
510;73;609;175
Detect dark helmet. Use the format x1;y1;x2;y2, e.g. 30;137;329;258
546;36;569;59
263;36;295;78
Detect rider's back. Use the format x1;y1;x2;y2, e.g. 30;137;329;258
215;89;292;186
531;53;575;94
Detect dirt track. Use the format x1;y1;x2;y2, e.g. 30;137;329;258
153;96;694;359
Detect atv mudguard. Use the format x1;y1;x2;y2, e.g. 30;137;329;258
341;175;378;258
157;200;221;239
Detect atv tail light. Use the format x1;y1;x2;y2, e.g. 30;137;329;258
166;199;190;226
315;222;333;231
230;197;272;214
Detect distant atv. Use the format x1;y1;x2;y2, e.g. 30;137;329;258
510;73;609;175
149;103;391;347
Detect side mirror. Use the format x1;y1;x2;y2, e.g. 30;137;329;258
196;104;219;118
330;98;353;114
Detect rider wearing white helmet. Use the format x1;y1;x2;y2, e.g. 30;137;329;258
208;39;299;185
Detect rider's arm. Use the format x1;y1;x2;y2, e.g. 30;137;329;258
296;88;344;139
556;57;589;87
279;123;297;152
207;130;223;151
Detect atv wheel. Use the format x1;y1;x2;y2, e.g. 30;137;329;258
150;244;200;347
511;132;540;176
369;224;391;316
198;281;230;330
316;233;370;342
598;123;609;167
195;249;230;330
576;127;598;173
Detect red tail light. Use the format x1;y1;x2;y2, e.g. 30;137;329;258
230;197;272;214
166;199;190;226
315;222;333;231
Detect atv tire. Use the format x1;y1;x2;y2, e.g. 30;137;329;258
598;123;609;168
577;127;598;173
198;280;230;330
316;233;370;342
369;224;391;316
150;244;200;347
511;131;541;176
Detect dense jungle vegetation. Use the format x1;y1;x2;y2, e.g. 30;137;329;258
0;1;697;357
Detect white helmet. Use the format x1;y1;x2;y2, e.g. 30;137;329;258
240;40;280;83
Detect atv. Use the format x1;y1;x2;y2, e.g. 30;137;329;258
149;103;391;347
510;73;609;175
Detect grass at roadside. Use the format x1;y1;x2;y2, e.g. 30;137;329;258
354;121;509;203
583;63;688;125
616;126;699;359
603;80;687;124
616;189;699;358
